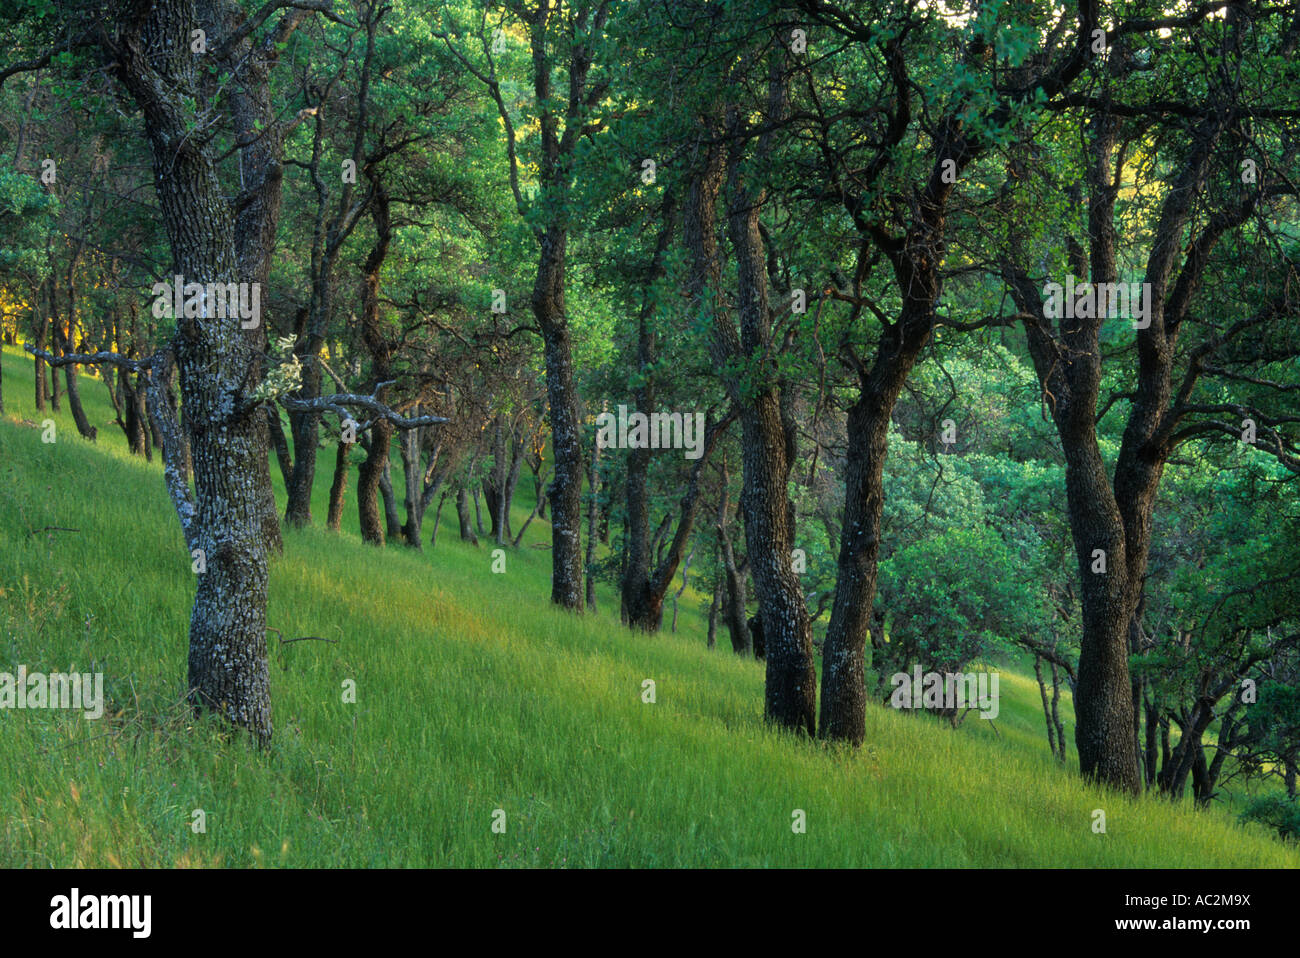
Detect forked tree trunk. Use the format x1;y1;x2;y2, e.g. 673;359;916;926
715;84;817;733
113;0;276;745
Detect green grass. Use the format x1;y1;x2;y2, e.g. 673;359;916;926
0;342;1296;867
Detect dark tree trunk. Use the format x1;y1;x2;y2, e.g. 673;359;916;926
818;96;985;746
358;420;392;546
670;547;693;632
356;181;394;546
284;371;319;526
496;0;610;612
712;84;817;733
1143;693;1160;789
716;463;751;656
121;366;149;457
1005;100;1242;794
533;228;586;610
1034;657;1058;759
327;438;351;532
267;404;293;487
619;195;678;630
586;432;600;612
821;359;917;744
59;341;96;440
53;278;96;441
624;413;731;632
49;279;61;411
483;414;511;544
31;305;47;413
1051;662;1066;759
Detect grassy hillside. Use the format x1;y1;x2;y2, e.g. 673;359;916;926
1;343;1295;867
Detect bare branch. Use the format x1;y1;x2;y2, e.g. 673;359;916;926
280;382;450;431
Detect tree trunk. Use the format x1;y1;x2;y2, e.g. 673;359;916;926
121;366;149;457
620;198;675;627
430;489;448;548
49;279;61;411
456;483;478;545
327;437;351;532
820;365;914;744
399;422;433;549
715;95;816;733
716;464;751;656
707;578;722;650
114;0;277;745
1034;657;1058;759
483;414;510;544
533;226;586;611
503;423;527;541
51;276;95;440
266;404;293;487
31;304;47;413
1143;692;1160;788
1062;413;1141;792
358;420;392;546
586;431;600;611
380;456;402;539
284;376;319;526
356;181;394;546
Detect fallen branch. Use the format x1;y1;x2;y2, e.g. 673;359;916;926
27;525;81;538
269;628;341;671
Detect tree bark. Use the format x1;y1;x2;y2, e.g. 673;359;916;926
586;431;600;611
31;302;47;413
455;482;478;545
266;404;293;487
112;0;276;745
708;73;817;733
533;227;586;610
619;195;679;630
327;437;351;532
356;181;394;546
